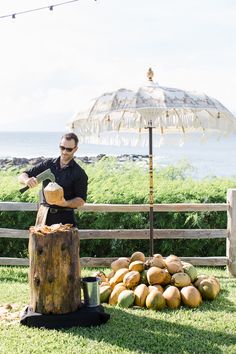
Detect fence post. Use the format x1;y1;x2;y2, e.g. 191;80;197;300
227;189;236;277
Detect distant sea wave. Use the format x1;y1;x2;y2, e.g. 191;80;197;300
0;131;236;179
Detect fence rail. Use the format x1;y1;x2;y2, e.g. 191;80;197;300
0;202;229;212
0;190;236;277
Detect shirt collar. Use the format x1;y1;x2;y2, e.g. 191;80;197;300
56;156;75;169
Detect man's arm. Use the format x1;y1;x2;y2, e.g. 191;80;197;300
18;172;38;188
55;196;86;208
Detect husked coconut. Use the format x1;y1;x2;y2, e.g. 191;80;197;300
165;254;181;263
152;254;166;268
130;251;145;263
165;260;183;274
111;258;129;272
44;182;64;204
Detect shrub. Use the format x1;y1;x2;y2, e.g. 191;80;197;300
0;158;235;258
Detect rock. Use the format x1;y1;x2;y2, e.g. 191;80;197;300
0;154;150;170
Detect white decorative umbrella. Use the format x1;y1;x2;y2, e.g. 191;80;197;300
69;69;236;255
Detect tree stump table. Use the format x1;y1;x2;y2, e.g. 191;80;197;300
28;224;80;315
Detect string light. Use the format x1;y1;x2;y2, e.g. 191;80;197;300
0;0;97;20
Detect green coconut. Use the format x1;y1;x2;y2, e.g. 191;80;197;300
182;263;198;282
118;290;135;308
146;290;166;310
100;285;112;303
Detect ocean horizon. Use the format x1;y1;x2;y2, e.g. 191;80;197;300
0;130;236;179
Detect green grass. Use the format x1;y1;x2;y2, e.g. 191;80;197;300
0;266;236;354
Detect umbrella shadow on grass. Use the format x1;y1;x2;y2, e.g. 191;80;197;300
62;306;236;354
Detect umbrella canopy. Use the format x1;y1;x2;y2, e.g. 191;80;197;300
69;69;236;256
70;70;236;142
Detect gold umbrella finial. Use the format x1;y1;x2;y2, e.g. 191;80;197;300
147;67;154;81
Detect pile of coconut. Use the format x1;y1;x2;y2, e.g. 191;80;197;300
93;252;221;310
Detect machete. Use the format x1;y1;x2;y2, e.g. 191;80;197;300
19;168;55;193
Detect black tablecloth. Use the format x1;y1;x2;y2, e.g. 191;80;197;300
20;304;110;329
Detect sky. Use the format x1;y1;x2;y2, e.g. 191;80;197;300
0;0;236;131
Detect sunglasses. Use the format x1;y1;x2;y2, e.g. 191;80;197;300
59;145;76;152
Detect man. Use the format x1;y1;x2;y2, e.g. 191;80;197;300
18;132;88;226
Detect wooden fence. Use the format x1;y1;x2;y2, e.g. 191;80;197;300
0;189;236;276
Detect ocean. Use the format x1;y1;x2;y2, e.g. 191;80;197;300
0;131;236;179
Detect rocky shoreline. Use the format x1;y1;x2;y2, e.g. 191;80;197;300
0;154;149;170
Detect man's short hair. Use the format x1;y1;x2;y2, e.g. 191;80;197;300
62;132;79;146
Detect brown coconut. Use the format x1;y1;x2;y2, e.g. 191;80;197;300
134;284;149;307
165;254;181;263
194;274;209;288
123;271;140;289
163;286;181;309
160;269;172;286
171;272;191;288
209;276;221;294
44;182;64;205
198;278;220;300
113;268;130;285
129;261;145;273
180;286;202;308
130;251;145;263
152;254;166;268
111;258;129;272
165;260;183;274
148;284;164;294
147;267;166;285
109;276;116;289
109;284;127;306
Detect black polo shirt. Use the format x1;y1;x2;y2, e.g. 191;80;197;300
24;157;88;207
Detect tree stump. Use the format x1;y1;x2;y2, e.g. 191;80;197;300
29;225;81;314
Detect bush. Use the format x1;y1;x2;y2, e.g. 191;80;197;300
0;158;236;258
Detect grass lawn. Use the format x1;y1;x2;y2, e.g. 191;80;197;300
0;266;235;354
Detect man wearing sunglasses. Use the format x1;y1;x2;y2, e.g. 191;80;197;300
18;132;88;226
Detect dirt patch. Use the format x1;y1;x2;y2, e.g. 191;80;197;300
0;303;21;324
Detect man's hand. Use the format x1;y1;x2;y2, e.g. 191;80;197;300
18;173;38;189
26;177;38;188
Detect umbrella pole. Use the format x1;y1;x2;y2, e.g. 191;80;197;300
148;121;154;256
